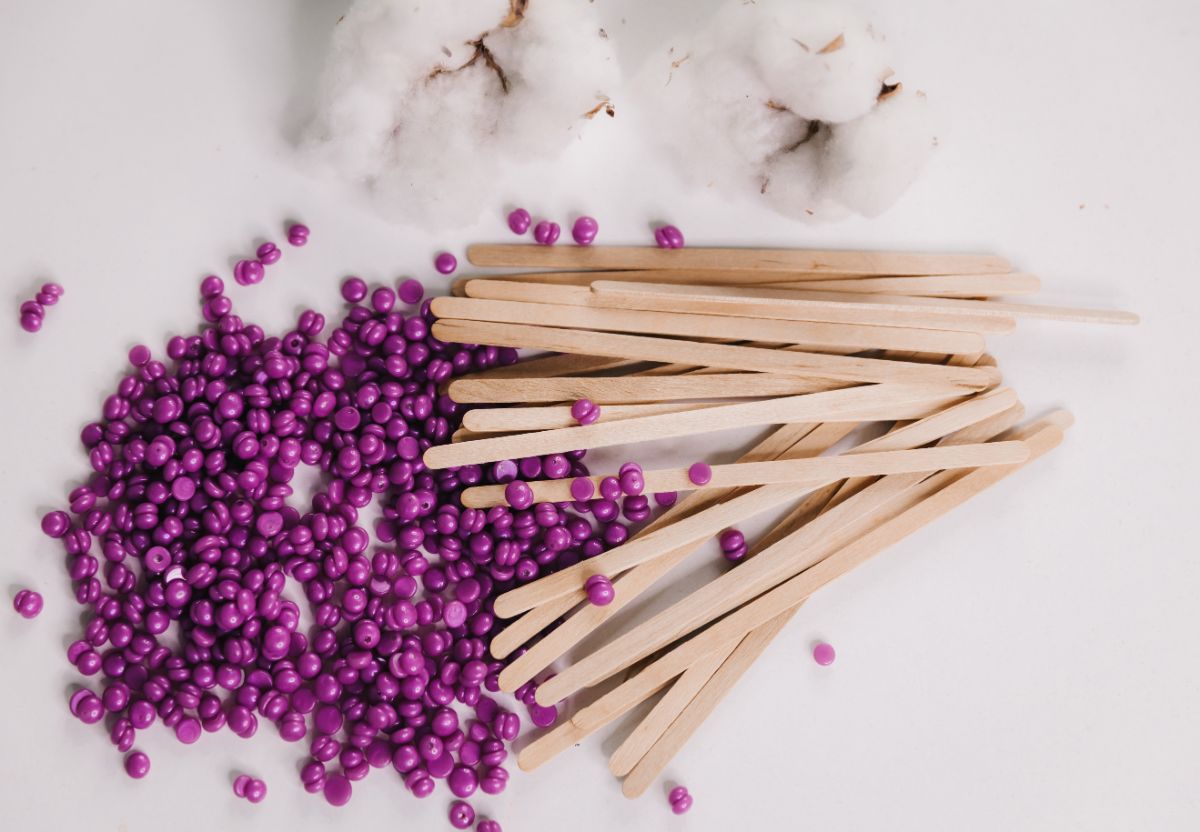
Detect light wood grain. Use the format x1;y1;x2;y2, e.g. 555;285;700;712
463;442;1027;510
564;417;1068;729
491;422;841;673
454;268;876;289
495;441;1025;619
466;244;1012;275
447;373;841;404
461;400;727;434
591;280;1138;326
465;278;1016;333
432;296;987;355
432;320;1000;389
778;272;1041;297
424;382;967;469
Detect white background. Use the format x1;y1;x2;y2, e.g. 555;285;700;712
1;1;1197;830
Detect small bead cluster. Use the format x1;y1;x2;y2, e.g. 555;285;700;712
13;589;44;619
507;208;601;248
668;784;694;814
18;281;64;333
233;773;268;803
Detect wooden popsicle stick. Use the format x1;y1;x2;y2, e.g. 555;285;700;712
432;296;987;355
533;389;1022;704
620;609;796;797
462;400;727;434
566;417;1069;731
495;441;1025;619
607;645;737;778
491;421;849;670
462;442;1027;510
424;382;968;470
773;272;1042;298
466;279;1016;334
433;320;999;389
448;373;840;404
455;268;876;289
466;244;1012;275
592;280;1139;326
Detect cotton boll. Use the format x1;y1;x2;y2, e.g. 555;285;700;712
303;0;618;227
821;89;938;217
643;0;933;223
747;1;891;123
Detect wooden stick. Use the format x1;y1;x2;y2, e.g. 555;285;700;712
449;351;637;382
431;296;988;355
453;268;879;290
607;644;737;778
424;382;968;470
462;442;1028;510
564;417;1069;731
490;422;850;669
432;320;1000;389
465;244;1012;275
591;281;1138;326
448;373;841;404
532;389;1022;702
492;441;1027;614
619;610;795;796
776;272;1042;297
461;400;727;434
465;279;1016;334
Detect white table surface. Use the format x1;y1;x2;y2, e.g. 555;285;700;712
2;1;1197;830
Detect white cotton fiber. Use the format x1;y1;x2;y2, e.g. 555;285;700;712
304;0;618;228
644;0;936;222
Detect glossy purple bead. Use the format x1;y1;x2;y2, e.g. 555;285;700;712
533;221;561;246
124;751;151;779
687;461;712;485
584;574;614;606
449;800;475;829
13;589;43;619
571;216;599;246
434;252;458;274
257;242;282;265
654;224;686;249
287;223;310;246
507;208;531;235
397;278;424;305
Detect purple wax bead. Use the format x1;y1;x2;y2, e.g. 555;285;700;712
36;291;58;306
533;221;560;246
341;277;367;303
584;574;614;606
323;774;352;807
478;821;503;832
653;491;678;507
449;800;475;829
598;476;621;502
687;461;712;486
19;312;42;332
20;300;44;318
245;778;268;803
13;589;44;619
124;751;151;779
504;480;534;510
448;765;478;798
569;477;595;501
434;252;458;274
41;281;64;297
287;223;310;246
397;278;424;305
507;208;531;235
571;216;599;246
654;224;686;249
256;242;281;265
41;510;70;538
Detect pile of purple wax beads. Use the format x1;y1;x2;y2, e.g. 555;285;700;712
18;281;64;333
39;245;672;825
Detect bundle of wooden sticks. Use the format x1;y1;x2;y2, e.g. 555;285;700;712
423;243;1137;798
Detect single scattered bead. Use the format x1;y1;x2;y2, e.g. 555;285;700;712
569;477;595;501
41;510;70;538
813;642;836;666
234;259;265;286
669;785;693;814
654;224;686;249
41;282;64;297
687;461;712;486
533;221;561;246
340;276;368;303
571;216;599;245
570;398;599;425
434;252;458;274
127;344;151;367
584;574;614;606
287;223;310;246
256;242;282;265
13;589;43;619
398;278;424;305
719;528;747;563
124;751;151;779
449;800;476;829
507;208;531;235
233;774;251;797
503;480;534;511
